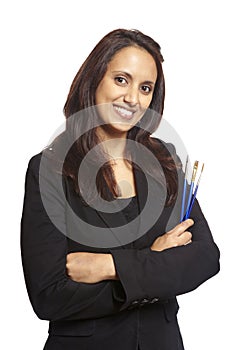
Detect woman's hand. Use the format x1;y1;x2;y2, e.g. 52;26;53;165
66;252;118;283
151;219;194;252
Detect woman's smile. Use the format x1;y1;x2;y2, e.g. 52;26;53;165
113;104;136;120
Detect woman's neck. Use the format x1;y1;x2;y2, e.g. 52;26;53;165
96;126;127;159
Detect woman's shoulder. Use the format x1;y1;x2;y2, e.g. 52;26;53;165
27;132;67;170
26;152;43;172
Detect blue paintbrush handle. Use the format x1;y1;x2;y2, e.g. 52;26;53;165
180;179;187;222
186;184;199;218
184;182;194;220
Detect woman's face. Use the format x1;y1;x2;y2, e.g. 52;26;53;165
95;46;157;138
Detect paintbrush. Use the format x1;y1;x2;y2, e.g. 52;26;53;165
186;163;205;218
184;160;199;220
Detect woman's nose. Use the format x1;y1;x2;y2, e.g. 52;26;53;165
123;86;139;106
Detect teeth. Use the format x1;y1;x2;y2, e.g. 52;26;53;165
114;106;133;117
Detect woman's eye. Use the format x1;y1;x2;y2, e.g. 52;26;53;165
115;77;127;85
141;85;152;94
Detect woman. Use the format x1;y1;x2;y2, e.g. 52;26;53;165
21;29;220;349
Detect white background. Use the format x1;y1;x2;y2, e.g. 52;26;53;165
1;0;232;349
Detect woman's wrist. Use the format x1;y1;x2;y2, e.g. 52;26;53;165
103;254;118;280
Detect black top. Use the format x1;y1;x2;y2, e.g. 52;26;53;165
116;195;140;237
117;195;139;222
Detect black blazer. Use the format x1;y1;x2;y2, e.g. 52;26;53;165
21;146;220;350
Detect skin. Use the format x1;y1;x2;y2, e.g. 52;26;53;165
95;45;157;140
66;46;194;283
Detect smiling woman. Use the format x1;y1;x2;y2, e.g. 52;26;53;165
20;28;220;350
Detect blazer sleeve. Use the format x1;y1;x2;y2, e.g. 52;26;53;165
110;199;220;310
21;154;126;322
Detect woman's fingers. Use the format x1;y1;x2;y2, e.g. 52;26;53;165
167;219;194;236
166;220;194;247
176;230;192;246
151;219;194;251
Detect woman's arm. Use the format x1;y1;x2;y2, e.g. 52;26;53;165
110;199;220;309
66;203;219;311
21;154;126;322
66;219;194;283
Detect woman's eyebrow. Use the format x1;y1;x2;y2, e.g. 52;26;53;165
112;70;155;85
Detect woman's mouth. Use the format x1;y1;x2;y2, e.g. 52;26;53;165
113;105;135;120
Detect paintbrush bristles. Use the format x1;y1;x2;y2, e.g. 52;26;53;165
184;156;189;179
197;163;204;185
191;160;199;182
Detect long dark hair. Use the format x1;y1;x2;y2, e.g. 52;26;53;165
61;29;180;206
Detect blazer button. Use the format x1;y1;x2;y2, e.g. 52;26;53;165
127;300;139;310
140;298;149;306
150;297;159;304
